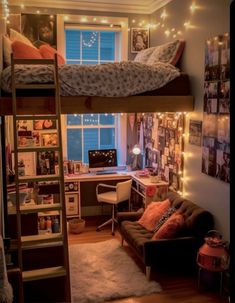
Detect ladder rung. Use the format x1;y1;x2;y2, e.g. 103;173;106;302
18;175;61;183
15;115;58;120
12;58;55;65
20;203;62;214
22;266;66;282
15;84;56;90
21;233;63;246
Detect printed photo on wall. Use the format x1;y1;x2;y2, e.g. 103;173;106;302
189;120;202;146
131;28;149;53
33;120;57;130
21;14;57;48
41;133;58;147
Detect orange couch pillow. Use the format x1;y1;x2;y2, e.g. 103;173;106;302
39;44;65;65
11;40;42;59
138;199;171;232
152;212;184;240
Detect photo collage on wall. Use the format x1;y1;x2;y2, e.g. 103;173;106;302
143;112;184;191
202;33;230;183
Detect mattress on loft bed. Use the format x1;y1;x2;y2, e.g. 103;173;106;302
0;61;190;97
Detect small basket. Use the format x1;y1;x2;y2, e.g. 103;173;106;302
68;218;85;234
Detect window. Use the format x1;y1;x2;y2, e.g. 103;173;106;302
66;114;117;163
65;29;117;64
64;27;121;164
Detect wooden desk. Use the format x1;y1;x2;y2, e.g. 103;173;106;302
64;171;168;217
64;172;131;217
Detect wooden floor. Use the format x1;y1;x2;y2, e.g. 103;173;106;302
68;216;230;303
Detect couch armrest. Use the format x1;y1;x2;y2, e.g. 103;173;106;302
117;212;142;223
143;237;197;269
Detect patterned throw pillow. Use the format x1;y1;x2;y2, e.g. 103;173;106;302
146;40;185;66
137;199;171;232
134;47;156;64
152;212;185;240
153;207;176;233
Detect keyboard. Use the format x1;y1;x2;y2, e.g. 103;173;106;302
96;171;117;175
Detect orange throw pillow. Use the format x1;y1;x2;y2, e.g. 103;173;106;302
39;44;65;65
11;40;42;59
138;199;171;232
152;212;184;240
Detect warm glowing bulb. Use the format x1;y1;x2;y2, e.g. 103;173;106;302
132;145;141;155
190;2;197;13
132;19;136;23
161;10;167;20
184;21;191;29
36;10;40;14
165;30;170;37
21;4;24;8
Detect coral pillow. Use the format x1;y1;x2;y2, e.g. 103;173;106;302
11;40;43;59
138;199;171;232
146;40;185;66
152;212;184;240
39;45;65;65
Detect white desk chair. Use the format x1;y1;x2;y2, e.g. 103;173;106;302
96;179;132;235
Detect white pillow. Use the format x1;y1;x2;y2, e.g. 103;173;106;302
3;35;12;66
146;40;185;66
134;47;156;64
10;28;36;48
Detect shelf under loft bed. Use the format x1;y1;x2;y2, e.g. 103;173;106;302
0;73;194;115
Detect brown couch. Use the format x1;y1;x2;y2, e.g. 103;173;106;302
117;191;214;279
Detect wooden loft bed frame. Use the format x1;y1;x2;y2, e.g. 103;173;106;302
0;74;194;115
0;94;194;115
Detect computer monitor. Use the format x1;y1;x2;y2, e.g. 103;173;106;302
88;149;118;172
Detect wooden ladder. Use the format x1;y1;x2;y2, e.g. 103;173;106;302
10;54;71;302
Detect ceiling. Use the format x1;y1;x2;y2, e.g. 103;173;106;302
8;0;173;14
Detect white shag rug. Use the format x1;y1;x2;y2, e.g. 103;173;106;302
69;239;161;303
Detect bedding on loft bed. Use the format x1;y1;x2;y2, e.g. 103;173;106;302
1;61;181;97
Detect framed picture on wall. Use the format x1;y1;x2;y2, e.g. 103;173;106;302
73;161;82;174
189;120;202;146
131;28;149;53
21;14;57;48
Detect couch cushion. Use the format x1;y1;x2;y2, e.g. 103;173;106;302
120;221;153;256
138;199;171;232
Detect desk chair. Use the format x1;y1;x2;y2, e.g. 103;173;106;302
96;179;132;235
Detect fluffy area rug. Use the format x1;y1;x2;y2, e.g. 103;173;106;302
69;239;161;303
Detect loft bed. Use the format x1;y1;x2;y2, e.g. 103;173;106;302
0;76;193;115
0;36;193;115
0;64;193;115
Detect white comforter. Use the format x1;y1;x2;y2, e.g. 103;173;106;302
1;61;180;97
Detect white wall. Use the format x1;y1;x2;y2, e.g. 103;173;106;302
150;0;231;241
